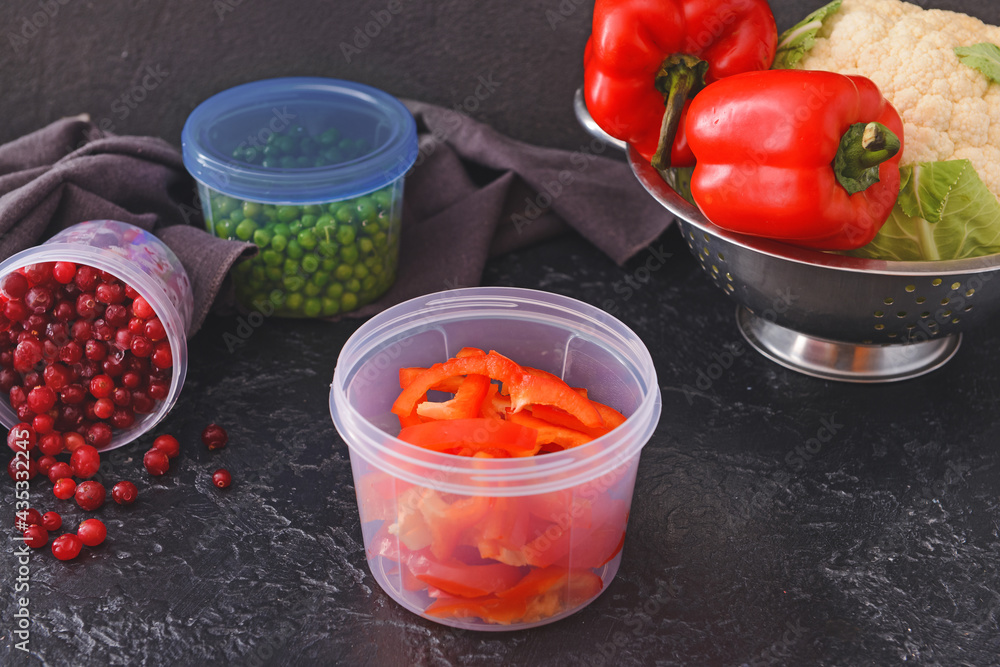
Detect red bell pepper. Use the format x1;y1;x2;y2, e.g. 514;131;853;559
398;419;541;457
584;0;777;169
685;70;904;250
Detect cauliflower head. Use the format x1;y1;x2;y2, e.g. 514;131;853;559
798;0;1000;197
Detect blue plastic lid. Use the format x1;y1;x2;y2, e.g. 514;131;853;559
182;77;418;204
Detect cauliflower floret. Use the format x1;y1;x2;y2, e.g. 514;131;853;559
799;0;1000;196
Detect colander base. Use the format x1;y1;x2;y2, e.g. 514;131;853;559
736;306;962;383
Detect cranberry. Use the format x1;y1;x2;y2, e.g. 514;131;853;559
71;320;92;343
144;318;166;341
85;339;108;361
153;434;180;459
93;397;114;419
51;533;83;560
124;285;139;300
63;431;85;452
131;390;155;414
89;374;114;398
52;261;77;284
16;403;36;422
128;317;145;334
104;304;129;327
1;272;29;299
0;368;19;393
38;432;64;456
23;371;43;390
53;477;77;500
202;424;228;450
130;335;152;358
112;387;131;407
143;448;170;476
7;423;35;452
60;383;86;404
44;361;74;388
95;282;124;304
26;385;57;413
148;379;169;401
23;263;53;286
70;444;101;478
150;341;172;369
121;371;143;389
37;455;56;475
14;508;42;531
52;300;76;321
132;296;155;319
75;293;99;319
77;518;107;547
23;525;49;549
212;468;232;489
111;480;138;505
14;337;44;372
114;328;133;349
7;456;37;481
9;386;27;409
41;511;61;531
102;356;125;377
74;265;98;291
92;319;114;342
85;422;112;448
111;407;136;429
4;300;29;323
75;480;105;511
32;412;55;435
47;461;74;484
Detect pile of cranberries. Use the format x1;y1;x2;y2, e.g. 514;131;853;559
10;420;232;561
0;261;173;448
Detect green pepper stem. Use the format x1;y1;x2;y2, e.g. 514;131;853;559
651;54;708;171
834;122;901;195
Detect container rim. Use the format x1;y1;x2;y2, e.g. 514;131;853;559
182;77;418;205
329;287;662;496
0;236;190;451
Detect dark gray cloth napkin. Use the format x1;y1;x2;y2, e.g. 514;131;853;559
0;104;672;328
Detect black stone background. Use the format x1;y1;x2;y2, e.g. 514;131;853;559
2;0;1000;665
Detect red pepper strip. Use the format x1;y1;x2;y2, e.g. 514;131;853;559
424;594;528;625
522;497;628;569
392;351;603;429
584;0;777;169
475;497;534;566
356;472;407;524
530;402;625;438
398;368;463;393
407;553;524;598
398;419;539;457
416;374;491;421
418;493;493;561
686;70;904;250
507;410;594;450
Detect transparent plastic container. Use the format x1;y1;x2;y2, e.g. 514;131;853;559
0;220;193;450
182;77;418;318
329;287;661;630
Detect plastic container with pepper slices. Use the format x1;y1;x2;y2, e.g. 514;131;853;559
182;77;418;318
329;287;661;630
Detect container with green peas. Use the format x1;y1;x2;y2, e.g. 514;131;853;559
181;77;418;318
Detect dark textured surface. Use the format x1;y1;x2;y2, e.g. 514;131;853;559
3;226;1000;666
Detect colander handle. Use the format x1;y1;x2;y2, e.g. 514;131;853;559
573;87;627;152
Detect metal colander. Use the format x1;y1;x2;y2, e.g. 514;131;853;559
629;150;1000;382
574;88;1000;381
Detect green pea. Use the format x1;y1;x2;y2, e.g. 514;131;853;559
269;289;285;307
263;144;281;159
253;228;272;248
334;264;354;281
340;244;359;265
310;271;330;287
353;263;369;280
322;148;343;163
213;195;238;216
263;206;279;221
277;136;296;154
321;258;336;272
362;275;378;292
345;278;361;294
235;219;257;241
358;238;374;255
285;292;304;312
326;283;344;299
266;132;280;145
341;292;359;312
279;156;297;169
300;138;319;156
215;219;235;239
322;298;340;317
265;267;283;282
373;232;388;249
284;259;300;275
337;226;356;245
261;158;278;169
316;214;334;229
335;206;354;224
304;282;322;298
300;215;317;229
261;249;282;267
301;254;320;273
372;189;393;209
297;230;317;250
271;234;288;252
229;209;245;223
232;146;246;160
283;275;305;292
319;128;340;145
272;223;291;238
317;240;338;258
243;201;262;220
288;221;303;235
303;204;322;216
303;298;322;317
286;240;304;260
355;198;378;223
278;206;299;223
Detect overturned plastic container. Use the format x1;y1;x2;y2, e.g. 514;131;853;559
182;77;418;318
329;287;661;630
0;220;193;450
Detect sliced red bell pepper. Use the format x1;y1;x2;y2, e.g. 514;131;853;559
393;350;603;429
416;374;491;421
686;70;904;249
398;368;464;393
398;418;539;457
407;553;524;598
530;401;626;438
507;410;594;450
424;594;529;625
418;492;493;561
